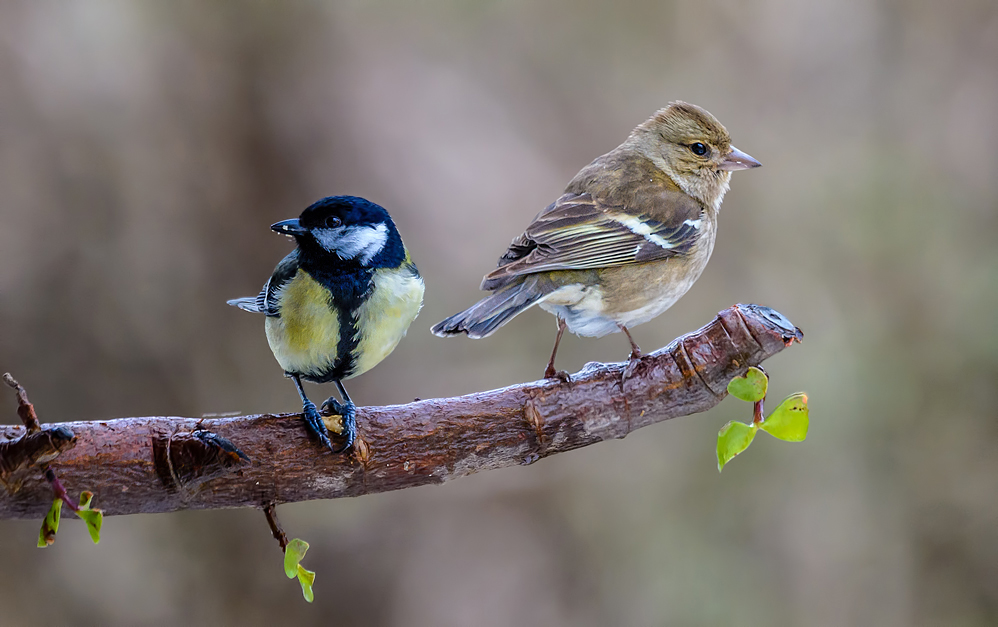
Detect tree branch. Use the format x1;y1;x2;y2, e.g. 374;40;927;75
0;304;802;520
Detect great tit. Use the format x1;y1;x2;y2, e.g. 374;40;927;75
432;102;760;379
228;196;424;452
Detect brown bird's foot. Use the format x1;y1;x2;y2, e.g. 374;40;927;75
620;325;642;358
622;355;643;382
620;325;643;382
543;365;572;384
544;316;570;383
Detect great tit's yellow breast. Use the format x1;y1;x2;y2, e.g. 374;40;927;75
351;264;424;378
265;270;340;376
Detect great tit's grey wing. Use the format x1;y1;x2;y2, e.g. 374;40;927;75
481;190;703;290
226;251;299;316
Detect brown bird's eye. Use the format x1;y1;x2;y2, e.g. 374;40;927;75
689;142;708;156
325;216;342;228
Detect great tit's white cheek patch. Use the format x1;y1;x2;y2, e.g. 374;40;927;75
314;223;389;263
313;225;346;252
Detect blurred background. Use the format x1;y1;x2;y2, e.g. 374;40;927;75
1;1;996;625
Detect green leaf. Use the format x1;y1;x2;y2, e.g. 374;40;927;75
726;367;768;403
38;499;62;548
76;510;103;544
716;421;758;472
284;538;309;579
283;538;316;602
760;393;809;442
296;565;315;603
75;490;103;543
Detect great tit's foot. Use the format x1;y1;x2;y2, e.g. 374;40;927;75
320;396;344;419
320;397;357;454
301;399;333;451
543;366;571;384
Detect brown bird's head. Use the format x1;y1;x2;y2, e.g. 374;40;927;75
628;101;760;211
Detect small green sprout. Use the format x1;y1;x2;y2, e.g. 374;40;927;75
37;498;62;548
284;538;316;603
717;367;809;471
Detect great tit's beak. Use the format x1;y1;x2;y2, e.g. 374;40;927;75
271;218;308;236
719;146;762;171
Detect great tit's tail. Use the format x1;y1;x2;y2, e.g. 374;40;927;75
431;277;550;339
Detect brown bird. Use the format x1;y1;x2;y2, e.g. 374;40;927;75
431;102;761;379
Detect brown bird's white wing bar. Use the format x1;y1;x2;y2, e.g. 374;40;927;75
481;192;704;290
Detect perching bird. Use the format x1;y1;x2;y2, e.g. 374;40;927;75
431;102;760;379
228;196;424;452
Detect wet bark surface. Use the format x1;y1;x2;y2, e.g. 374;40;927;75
0;304;802;519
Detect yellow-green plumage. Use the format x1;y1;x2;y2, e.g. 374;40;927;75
352;265;425;377
265;270;342;377
228;194;423;453
265;264;423;380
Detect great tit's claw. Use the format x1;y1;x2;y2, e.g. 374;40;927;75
301;399;334;451
320;397;356;454
320;396;343;416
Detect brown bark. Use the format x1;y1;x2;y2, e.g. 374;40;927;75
0;304;802;520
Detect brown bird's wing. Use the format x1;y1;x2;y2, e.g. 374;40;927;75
481;190;704;290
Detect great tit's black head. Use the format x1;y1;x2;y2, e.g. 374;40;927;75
272;196;405;269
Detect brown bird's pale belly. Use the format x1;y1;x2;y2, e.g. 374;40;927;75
538;228;715;338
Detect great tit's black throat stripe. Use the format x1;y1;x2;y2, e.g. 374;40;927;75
323;303;360;382
299;266;374;383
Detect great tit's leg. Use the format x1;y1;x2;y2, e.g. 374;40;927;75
289;373;333;451
620;325;643;381
543;316;571;383
320;380;356;453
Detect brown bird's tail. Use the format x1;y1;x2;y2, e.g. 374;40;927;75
431;276;550;339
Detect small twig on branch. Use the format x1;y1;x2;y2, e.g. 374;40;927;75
3;373;41;433
264;503;289;551
752;366;768;425
43;467;79;513
1;375;77;496
0;304;802;521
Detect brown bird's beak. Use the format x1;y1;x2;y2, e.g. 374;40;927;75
719;146;761;171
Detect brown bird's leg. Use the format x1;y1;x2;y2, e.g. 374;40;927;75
543;316;571;383
620;325;643;381
620;325;642;360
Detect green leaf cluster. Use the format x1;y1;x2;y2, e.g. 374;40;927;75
36;490;103;548
717;367;809;471
284;538;316;603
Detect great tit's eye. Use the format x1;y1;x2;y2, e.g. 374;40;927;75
325;216;343;228
689;142;708;156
